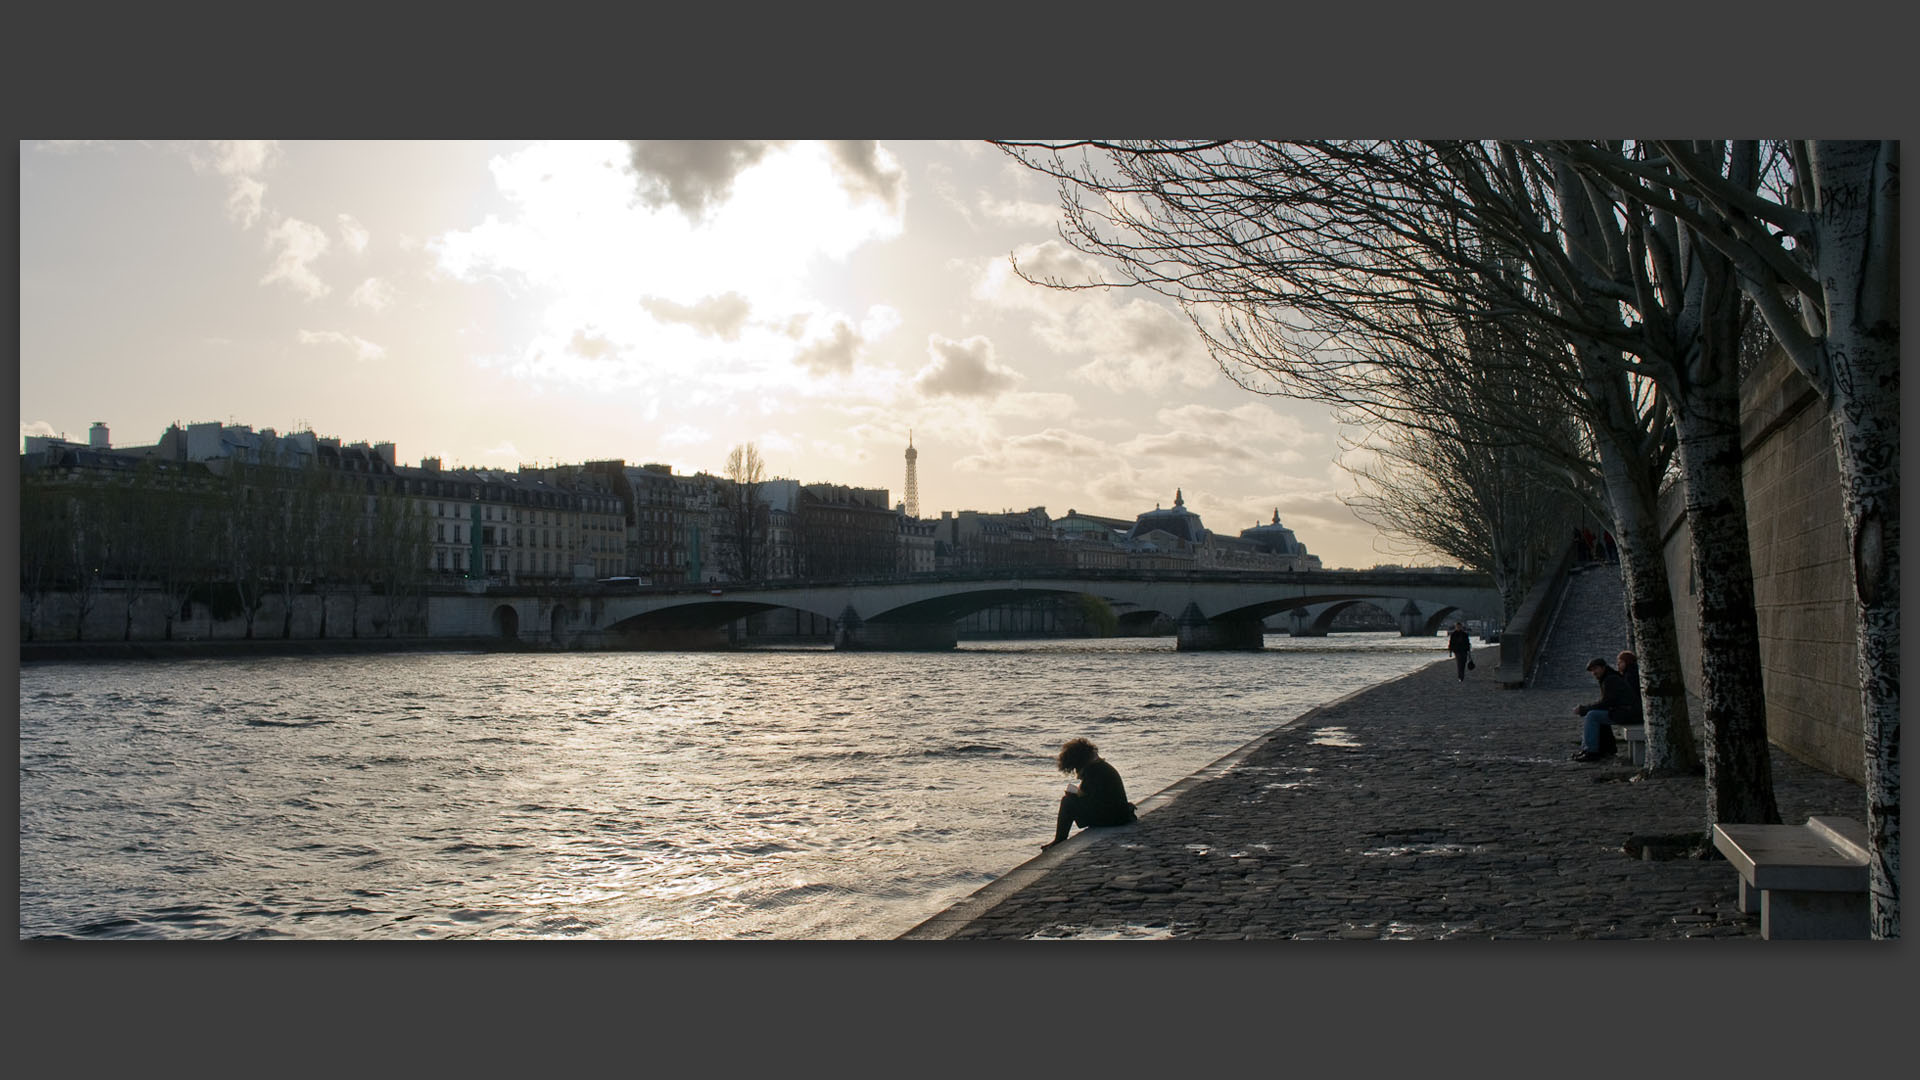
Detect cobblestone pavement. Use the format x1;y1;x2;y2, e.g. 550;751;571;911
904;563;1867;940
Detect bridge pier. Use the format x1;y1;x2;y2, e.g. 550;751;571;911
1397;600;1432;637
1287;609;1328;637
1175;603;1265;651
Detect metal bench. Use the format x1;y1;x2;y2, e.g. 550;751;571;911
1709;816;1870;939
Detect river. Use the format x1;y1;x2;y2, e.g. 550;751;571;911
18;634;1444;939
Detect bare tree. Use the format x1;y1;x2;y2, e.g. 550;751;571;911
1543;139;1900;936
1000;140;1704;780
1340;362;1589;619
723;442;769;582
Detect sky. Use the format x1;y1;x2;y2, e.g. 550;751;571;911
18;139;1438;571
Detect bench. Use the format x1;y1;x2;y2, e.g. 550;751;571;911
1709;816;1870;939
1612;723;1646;767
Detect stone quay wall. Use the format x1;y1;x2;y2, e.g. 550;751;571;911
1658;346;1863;783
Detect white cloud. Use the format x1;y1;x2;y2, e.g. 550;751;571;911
297;329;385;362
1053;299;1219;394
337;213;369;254
825;140;907;213
432;141;908;399
978;195;1058;228
914;334;1023;398
226;178;267;230
186;140;281;230
350;277;396;312
262;217;332;299
481;441;522;461
640;292;752;340
21;420;61;445
661;424;710;447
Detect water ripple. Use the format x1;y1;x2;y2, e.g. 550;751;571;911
20;635;1440;939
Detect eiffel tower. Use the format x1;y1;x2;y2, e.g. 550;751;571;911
903;430;920;518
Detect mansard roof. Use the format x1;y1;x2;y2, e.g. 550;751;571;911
1127;488;1206;544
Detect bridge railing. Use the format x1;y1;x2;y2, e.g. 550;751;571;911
481;565;1496;598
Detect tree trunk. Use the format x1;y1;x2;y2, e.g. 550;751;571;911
1812;142;1900;937
1593;432;1698;775
1673;374;1779;823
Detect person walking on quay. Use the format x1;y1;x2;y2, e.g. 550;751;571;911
1447;621;1474;682
1043;737;1136;849
1570;657;1639;762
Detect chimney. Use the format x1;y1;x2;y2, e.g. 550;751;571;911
89;422;109;449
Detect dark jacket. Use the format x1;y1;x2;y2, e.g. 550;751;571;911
1447;629;1471;657
1584;668;1640;725
1074;757;1137;825
1618;661;1644;725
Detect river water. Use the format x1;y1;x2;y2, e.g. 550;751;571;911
18;634;1444;940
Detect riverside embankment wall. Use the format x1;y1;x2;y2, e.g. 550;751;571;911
19;588;431;649
1658;345;1863;783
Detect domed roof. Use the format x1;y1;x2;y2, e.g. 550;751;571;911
1128;488;1207;544
1240;508;1306;555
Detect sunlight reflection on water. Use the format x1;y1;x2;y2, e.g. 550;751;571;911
20;633;1439;939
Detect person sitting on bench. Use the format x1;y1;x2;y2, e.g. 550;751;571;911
1570;657;1639;763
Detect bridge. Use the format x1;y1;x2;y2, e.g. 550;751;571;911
427;568;1503;652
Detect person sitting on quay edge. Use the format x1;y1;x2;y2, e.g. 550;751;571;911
1043;737;1137;849
1570;656;1639;762
1447;621;1474;682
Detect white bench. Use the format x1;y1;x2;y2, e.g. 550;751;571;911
1709;816;1870;939
1612;723;1646;767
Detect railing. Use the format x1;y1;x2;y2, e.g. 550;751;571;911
482;565;1497;598
1493;543;1576;688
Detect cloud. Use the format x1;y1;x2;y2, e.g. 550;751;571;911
21;420;61;445
914;334;1023;398
297;329;385;362
1008;239;1111;289
979;196;1058;228
568;329;617;357
994;427;1112;461
337;213;369;254
787;306;899;376
795;318;860;376
1120;430;1256;463
987;391;1080;420
625;140;784;219
261;217;332;299
640;292;752;340
481;441;522;461
661;424;709;447
186;140;280;230
1155;401;1317;446
226;178;268;230
350;277;396;312
970;240;1114;315
1047;298;1219;393
825;141;906;213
